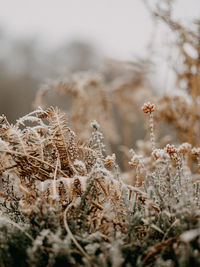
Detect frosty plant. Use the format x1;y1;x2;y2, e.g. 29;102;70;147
0;0;200;263
142;102;156;151
0;101;200;266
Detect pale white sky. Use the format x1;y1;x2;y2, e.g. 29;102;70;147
0;0;199;59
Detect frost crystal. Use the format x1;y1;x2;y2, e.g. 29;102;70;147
90;120;100;130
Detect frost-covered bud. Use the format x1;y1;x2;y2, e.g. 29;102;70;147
165;144;177;155
104;154;116;168
91;120;100;130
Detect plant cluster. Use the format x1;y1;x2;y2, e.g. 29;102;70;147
0;1;200;266
0;102;199;266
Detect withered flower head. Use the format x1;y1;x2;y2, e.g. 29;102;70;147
142;102;155;114
104;154;116;168
165;144;177;155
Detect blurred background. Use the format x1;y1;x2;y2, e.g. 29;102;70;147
0;0;199;122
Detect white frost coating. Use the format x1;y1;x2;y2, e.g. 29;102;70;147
79;176;88;191
58;177;74;200
180;229;200;242
40;180;52;192
0;139;11;152
152;149;170;160
90;120;100;130
121;183;130;202
39;176;90;202
73;196;81;208
85;243;100;255
74;159;86;169
52;158;59;199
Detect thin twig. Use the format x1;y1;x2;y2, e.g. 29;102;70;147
63;202;92;266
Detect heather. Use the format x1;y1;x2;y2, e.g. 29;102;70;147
0;1;200;266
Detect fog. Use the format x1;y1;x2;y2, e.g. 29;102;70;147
0;0;199;121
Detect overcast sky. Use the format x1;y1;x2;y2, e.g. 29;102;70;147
0;0;199;59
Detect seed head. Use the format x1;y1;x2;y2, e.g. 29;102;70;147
104;154;116;168
142;102;155;114
91;120;100;130
165;144;177;155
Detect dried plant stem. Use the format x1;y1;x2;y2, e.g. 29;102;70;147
135;165;141;187
189;72;199;146
162;219;180;241
63;202;92;266
149;112;156;151
121;119;132;169
52;157;59;199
